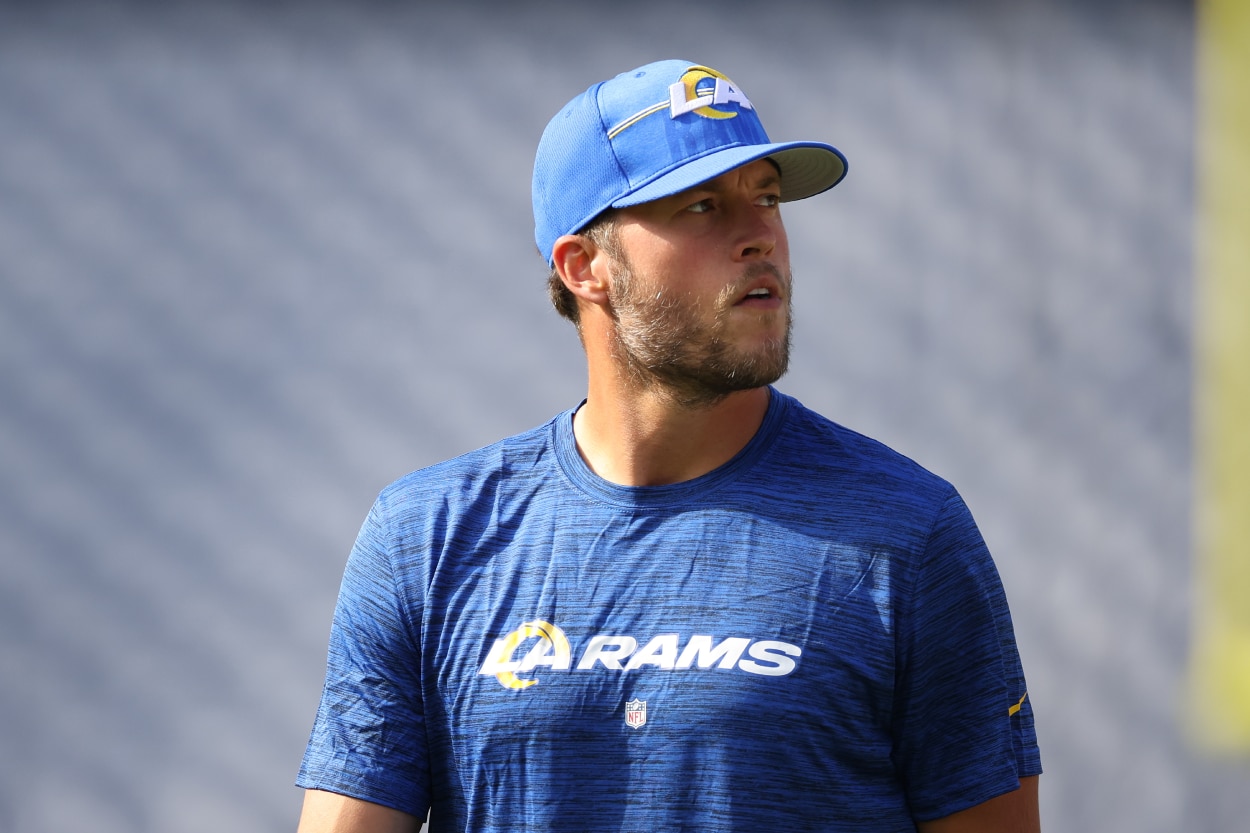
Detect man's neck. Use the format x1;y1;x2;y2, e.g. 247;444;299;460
570;383;772;487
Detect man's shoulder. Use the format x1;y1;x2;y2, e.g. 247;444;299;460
763;394;967;545
776;394;952;495
378;412;567;505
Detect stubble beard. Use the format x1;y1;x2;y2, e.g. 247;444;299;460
607;258;793;410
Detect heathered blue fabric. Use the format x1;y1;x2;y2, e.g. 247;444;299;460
298;390;1041;831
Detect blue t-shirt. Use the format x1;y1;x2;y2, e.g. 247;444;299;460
298;390;1041;831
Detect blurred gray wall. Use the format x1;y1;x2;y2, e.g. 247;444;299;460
2;1;1242;831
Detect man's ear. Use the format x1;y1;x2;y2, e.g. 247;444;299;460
552;234;611;308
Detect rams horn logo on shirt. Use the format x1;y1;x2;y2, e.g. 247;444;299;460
479;620;572;690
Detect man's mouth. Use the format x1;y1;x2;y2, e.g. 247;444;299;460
734;283;781;307
730;263;787;307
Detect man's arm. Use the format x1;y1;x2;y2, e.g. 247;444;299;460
916;776;1040;833
297;789;422;833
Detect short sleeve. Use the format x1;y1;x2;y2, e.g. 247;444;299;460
892;490;1041;821
296;497;431;818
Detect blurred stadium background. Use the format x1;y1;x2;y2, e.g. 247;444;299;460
2;0;1246;830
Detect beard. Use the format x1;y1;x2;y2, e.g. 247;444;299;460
607;257;793;409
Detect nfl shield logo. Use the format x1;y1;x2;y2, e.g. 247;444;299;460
625;698;647;729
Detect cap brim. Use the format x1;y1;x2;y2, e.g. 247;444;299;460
611;141;847;209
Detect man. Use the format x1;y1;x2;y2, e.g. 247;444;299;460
296;60;1042;832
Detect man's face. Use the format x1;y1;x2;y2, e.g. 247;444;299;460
604;159;793;407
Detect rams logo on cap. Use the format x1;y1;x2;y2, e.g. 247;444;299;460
669;65;754;120
607;65;755;139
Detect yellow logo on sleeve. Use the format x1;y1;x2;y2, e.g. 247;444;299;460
1009;692;1028;717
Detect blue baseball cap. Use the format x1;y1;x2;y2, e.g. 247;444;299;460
533;59;848;264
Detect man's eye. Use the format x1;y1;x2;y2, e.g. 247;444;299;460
687;199;714;214
758;193;781;207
